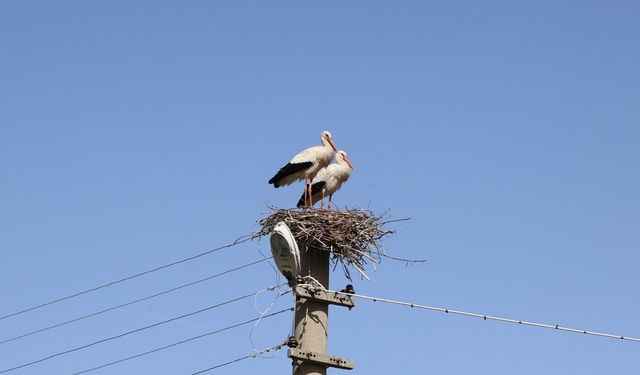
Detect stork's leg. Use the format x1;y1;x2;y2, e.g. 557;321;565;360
320;189;325;209
328;194;333;210
305;179;310;208
303;179;308;208
306;181;313;208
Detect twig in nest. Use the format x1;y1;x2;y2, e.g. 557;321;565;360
381;254;427;263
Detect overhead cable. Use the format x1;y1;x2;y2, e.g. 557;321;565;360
317;287;640;343
72;310;291;375
191;339;288;374
0;234;253;321
0;285;286;374
0;258;270;345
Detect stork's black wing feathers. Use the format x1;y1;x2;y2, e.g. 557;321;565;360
296;181;326;207
268;162;313;188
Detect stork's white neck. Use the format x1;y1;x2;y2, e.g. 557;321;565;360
333;159;352;181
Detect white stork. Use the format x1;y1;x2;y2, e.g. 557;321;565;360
268;130;338;207
296;150;353;209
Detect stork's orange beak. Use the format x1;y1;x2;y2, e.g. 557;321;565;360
328;139;337;152
345;157;354;170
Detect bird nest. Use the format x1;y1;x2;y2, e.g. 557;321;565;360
255;206;395;280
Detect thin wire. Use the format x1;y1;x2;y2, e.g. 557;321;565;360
72;310;291;375
0;285;285;374
191;339;288;374
249;289;290;356
0;234;254;321
0;258;271;345
321;287;640;343
257;236;283;289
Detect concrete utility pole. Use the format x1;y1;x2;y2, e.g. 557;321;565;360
289;245;355;375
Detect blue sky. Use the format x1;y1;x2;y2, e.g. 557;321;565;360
1;1;639;374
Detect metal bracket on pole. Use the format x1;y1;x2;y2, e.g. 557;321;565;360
294;285;356;309
288;348;355;370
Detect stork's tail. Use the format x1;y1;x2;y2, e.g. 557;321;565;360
268;177;281;188
269;161;313;188
296;195;305;208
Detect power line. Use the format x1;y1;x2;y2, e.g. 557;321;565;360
318;287;640;343
191;340;288;374
0;234;254;321
72;309;291;375
0;258;270;345
0;285;286;374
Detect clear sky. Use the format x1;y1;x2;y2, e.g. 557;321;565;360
1;1;639;374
